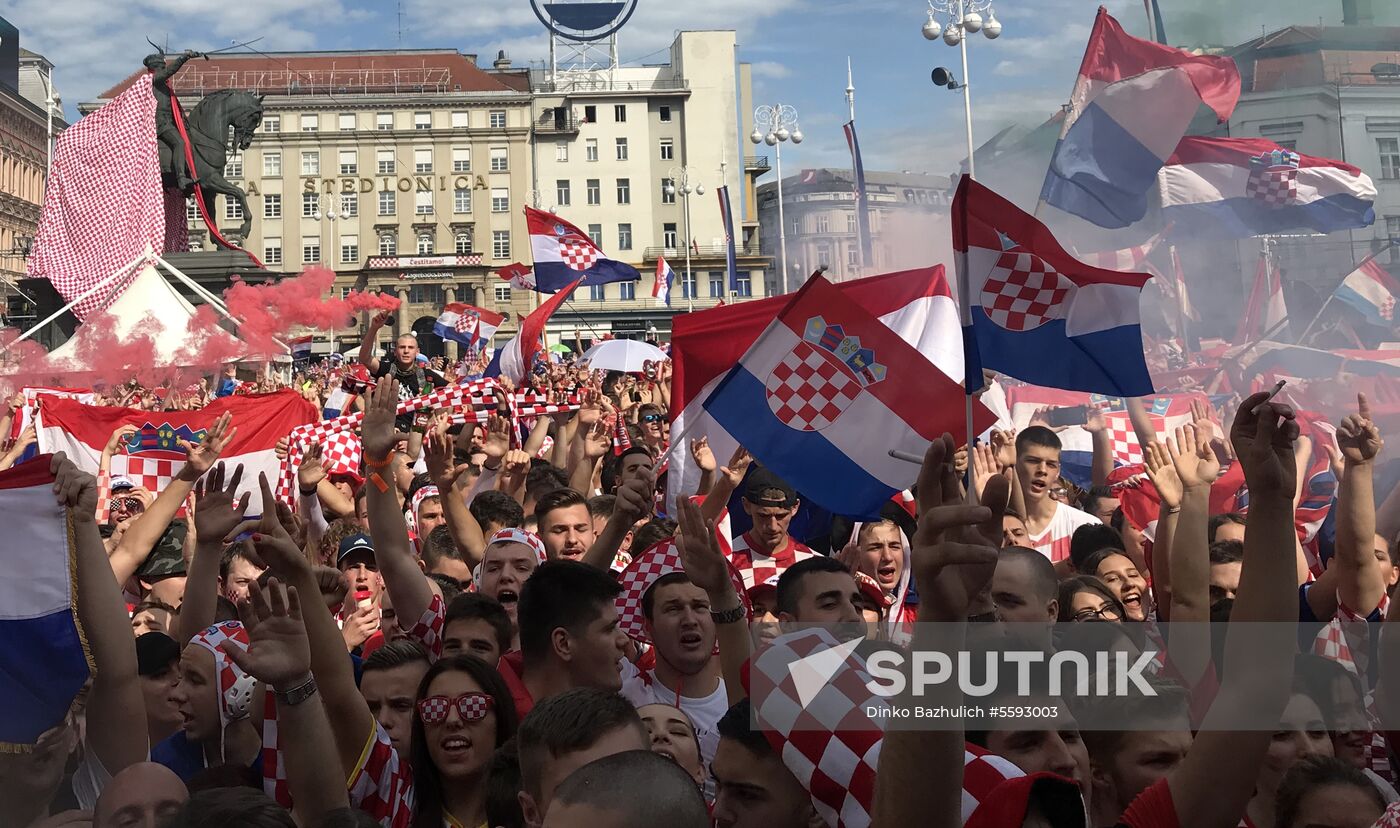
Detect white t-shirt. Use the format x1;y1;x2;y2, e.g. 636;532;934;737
1028;501;1100;564
619;659;726;796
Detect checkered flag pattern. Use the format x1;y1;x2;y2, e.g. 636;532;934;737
1312;594;1394;783
1246;162;1299;207
615;539;749;644
346;722;415;828
744;628;886;828
980;251;1072;332
765;342;862;431
27;75;163;320
558;237;601;271
418;697;449;722
962;745;1026;824
1103;412;1166;466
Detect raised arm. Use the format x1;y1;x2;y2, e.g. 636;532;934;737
689;437;718;500
361;378;433;627
424;427;486;565
357;311;389;374
1085;407;1115;488
1125;395;1159;449
584;468;653;571
53;452;148;775
178;463;250;645
701;445;751;526
1142;441;1182;619
674;495;748;706
1332;393;1386;616
570;419;610;495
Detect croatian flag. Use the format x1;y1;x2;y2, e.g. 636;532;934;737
1237;252;1289;341
843;121;874;267
718;186;740;292
36;390;317;513
955;177;1155;397
497;262;537;292
0;457;91;750
434;303;504;349
654;256;674;307
1334;253;1400;328
1039;7;1240;228
667;266;966;509
525;206;640;293
289;335;313;360
1160;136;1378;239
487;277;584;384
322;385;356;420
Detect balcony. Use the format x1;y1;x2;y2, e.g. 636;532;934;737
535;109;580;134
744;155;770;173
642;243;764;260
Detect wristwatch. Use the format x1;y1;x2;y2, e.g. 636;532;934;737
275;674;319;706
710;601;747;625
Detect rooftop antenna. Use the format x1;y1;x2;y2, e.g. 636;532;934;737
845;56;855;122
397;1;404;49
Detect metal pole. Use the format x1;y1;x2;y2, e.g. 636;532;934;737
3;248;150;352
683;187;693;312
775;138;788;291
44;66;54;176
957;0;976;181
846;58;861;280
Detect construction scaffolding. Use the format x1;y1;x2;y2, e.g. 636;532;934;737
168;65;454;97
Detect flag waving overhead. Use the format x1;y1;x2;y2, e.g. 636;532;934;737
496;262;538;291
488;277;584;384
525;206;640;293
700;274;995;517
1039;7;1240;228
1160;136;1377;239
1334;253;1400;328
843;121;874;268
955;177;1155;396
28;74;164;320
0;457;92;750
434;303;504;349
718;186;740;292
654;256;675;307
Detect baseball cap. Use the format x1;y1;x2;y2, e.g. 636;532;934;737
135;632;181;676
744;467;797;509
337;533;377;567
136;519;189;581
964;773;1086;828
746;573;781;602
110;475;136;493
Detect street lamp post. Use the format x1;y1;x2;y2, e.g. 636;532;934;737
750;104;802;291
665;166;704;312
923;0;1002;180
311;194;340;354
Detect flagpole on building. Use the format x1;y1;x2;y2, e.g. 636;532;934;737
845;58;861;281
1295;242;1398;346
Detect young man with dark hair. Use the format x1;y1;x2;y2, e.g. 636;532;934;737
443;592;513;665
1068;522;1126;574
991;545;1059;626
585;494;615;539
730;468;814;589
470;489;526;534
526;462;571;514
535;489;596;562
712;699;822;828
217;545;264;605
1208;539;1244;606
1015;426;1100;564
358;639;431;757
500;561;629;716
1002;509;1034;549
774;555;863;626
1082;484;1121;525
421;524;473;584
1208;511;1247;543
601;446;655;496
516;688;649;828
546;750;709;828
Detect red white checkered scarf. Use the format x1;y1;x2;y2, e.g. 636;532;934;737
485;528;547;563
1312;592;1393;783
614;538;750;645
407;485;440;535
189;620;254;729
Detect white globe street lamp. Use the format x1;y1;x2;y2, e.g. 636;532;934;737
668;165;704;312
751;103;801;290
923;0;1004;180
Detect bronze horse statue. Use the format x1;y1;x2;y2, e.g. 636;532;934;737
170;89;264;244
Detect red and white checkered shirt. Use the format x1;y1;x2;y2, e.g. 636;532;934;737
1027;501;1100;564
727;532;814;590
348;722;415;828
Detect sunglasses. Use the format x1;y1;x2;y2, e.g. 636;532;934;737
109;496;144;514
641;413;663;423
417;692;495;724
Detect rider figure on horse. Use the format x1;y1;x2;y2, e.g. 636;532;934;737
144;49;203;190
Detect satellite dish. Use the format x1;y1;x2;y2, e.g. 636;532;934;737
530;0;639;42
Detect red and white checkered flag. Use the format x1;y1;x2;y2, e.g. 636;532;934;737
28;75;164;320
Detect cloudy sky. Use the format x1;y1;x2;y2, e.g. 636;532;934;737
9;0;1398;181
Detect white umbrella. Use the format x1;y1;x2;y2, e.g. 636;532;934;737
577;339;668;373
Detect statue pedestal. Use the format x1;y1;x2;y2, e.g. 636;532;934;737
161;250;274;308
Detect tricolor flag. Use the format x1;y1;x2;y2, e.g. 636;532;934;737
525;207;640;293
1237;252;1289;341
434;302;505;349
654;256;675;307
496;262;537;292
843;121;874;268
1039;7;1240;228
36;390;317;513
696;274;994;518
289;335;313;360
955;176;1155;396
0;457;91;750
1160;136;1377;239
718;186;740;292
321;385;356;420
487;277;585;384
1334;252;1400;329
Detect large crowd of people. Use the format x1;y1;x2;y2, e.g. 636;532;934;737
8;319;1400;828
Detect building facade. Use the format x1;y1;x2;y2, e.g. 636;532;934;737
757;168;953;292
1;44;63;327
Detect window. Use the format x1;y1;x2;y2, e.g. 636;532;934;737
263;237;282;265
378;233;397;256
491;188;509;213
489;110;506;129
225;198;244;220
415;191;433;215
263;194;282;219
1388;215;1400;243
735;273;752;297
1275;140;1296;150
302;192;320;217
556;180;571;206
587;224;603;246
585;139;598;162
590;284;606;301
614;104;626;122
263;151;281;176
616;178;630;205
416;232;434;255
555;142;568;162
379;190;396;216
377;113;394;131
619;282;635;300
451;111;469;129
340;234;359;263
262;114;280;132
681;271;697;299
377;149;395;175
661;178;676;204
846;213;858;233
1381;138;1400;180
452;147;471;172
455;230;474;254
188;197;199;222
300;151;320;175
659;138;673;161
495;285;512;303
339;113;356;131
583;105;596;123
618;223;632;250
224;156;243;178
659;105;671;122
492;231;510;259
302;236;320;263
340;193;358;218
615;138;628;161
454;188;472;213
816;214;830;233
709;274;724;298
339;149;357;175
663;223;678;248
414;112;432;130
300;114;318;132
409;284;443;305
489;147;508;171
586;179;600;205
415;147;433;173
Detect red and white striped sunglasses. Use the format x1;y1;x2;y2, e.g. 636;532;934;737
416;692;495;724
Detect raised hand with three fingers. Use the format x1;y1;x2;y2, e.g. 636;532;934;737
177;410;236;482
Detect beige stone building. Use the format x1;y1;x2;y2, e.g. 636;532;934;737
1;44;64;327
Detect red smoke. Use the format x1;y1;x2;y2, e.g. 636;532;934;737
218;267;399;354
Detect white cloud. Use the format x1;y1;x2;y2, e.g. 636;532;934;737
751;61;793;79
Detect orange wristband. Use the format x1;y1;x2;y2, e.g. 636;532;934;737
369;472;390;492
364;453;394;470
